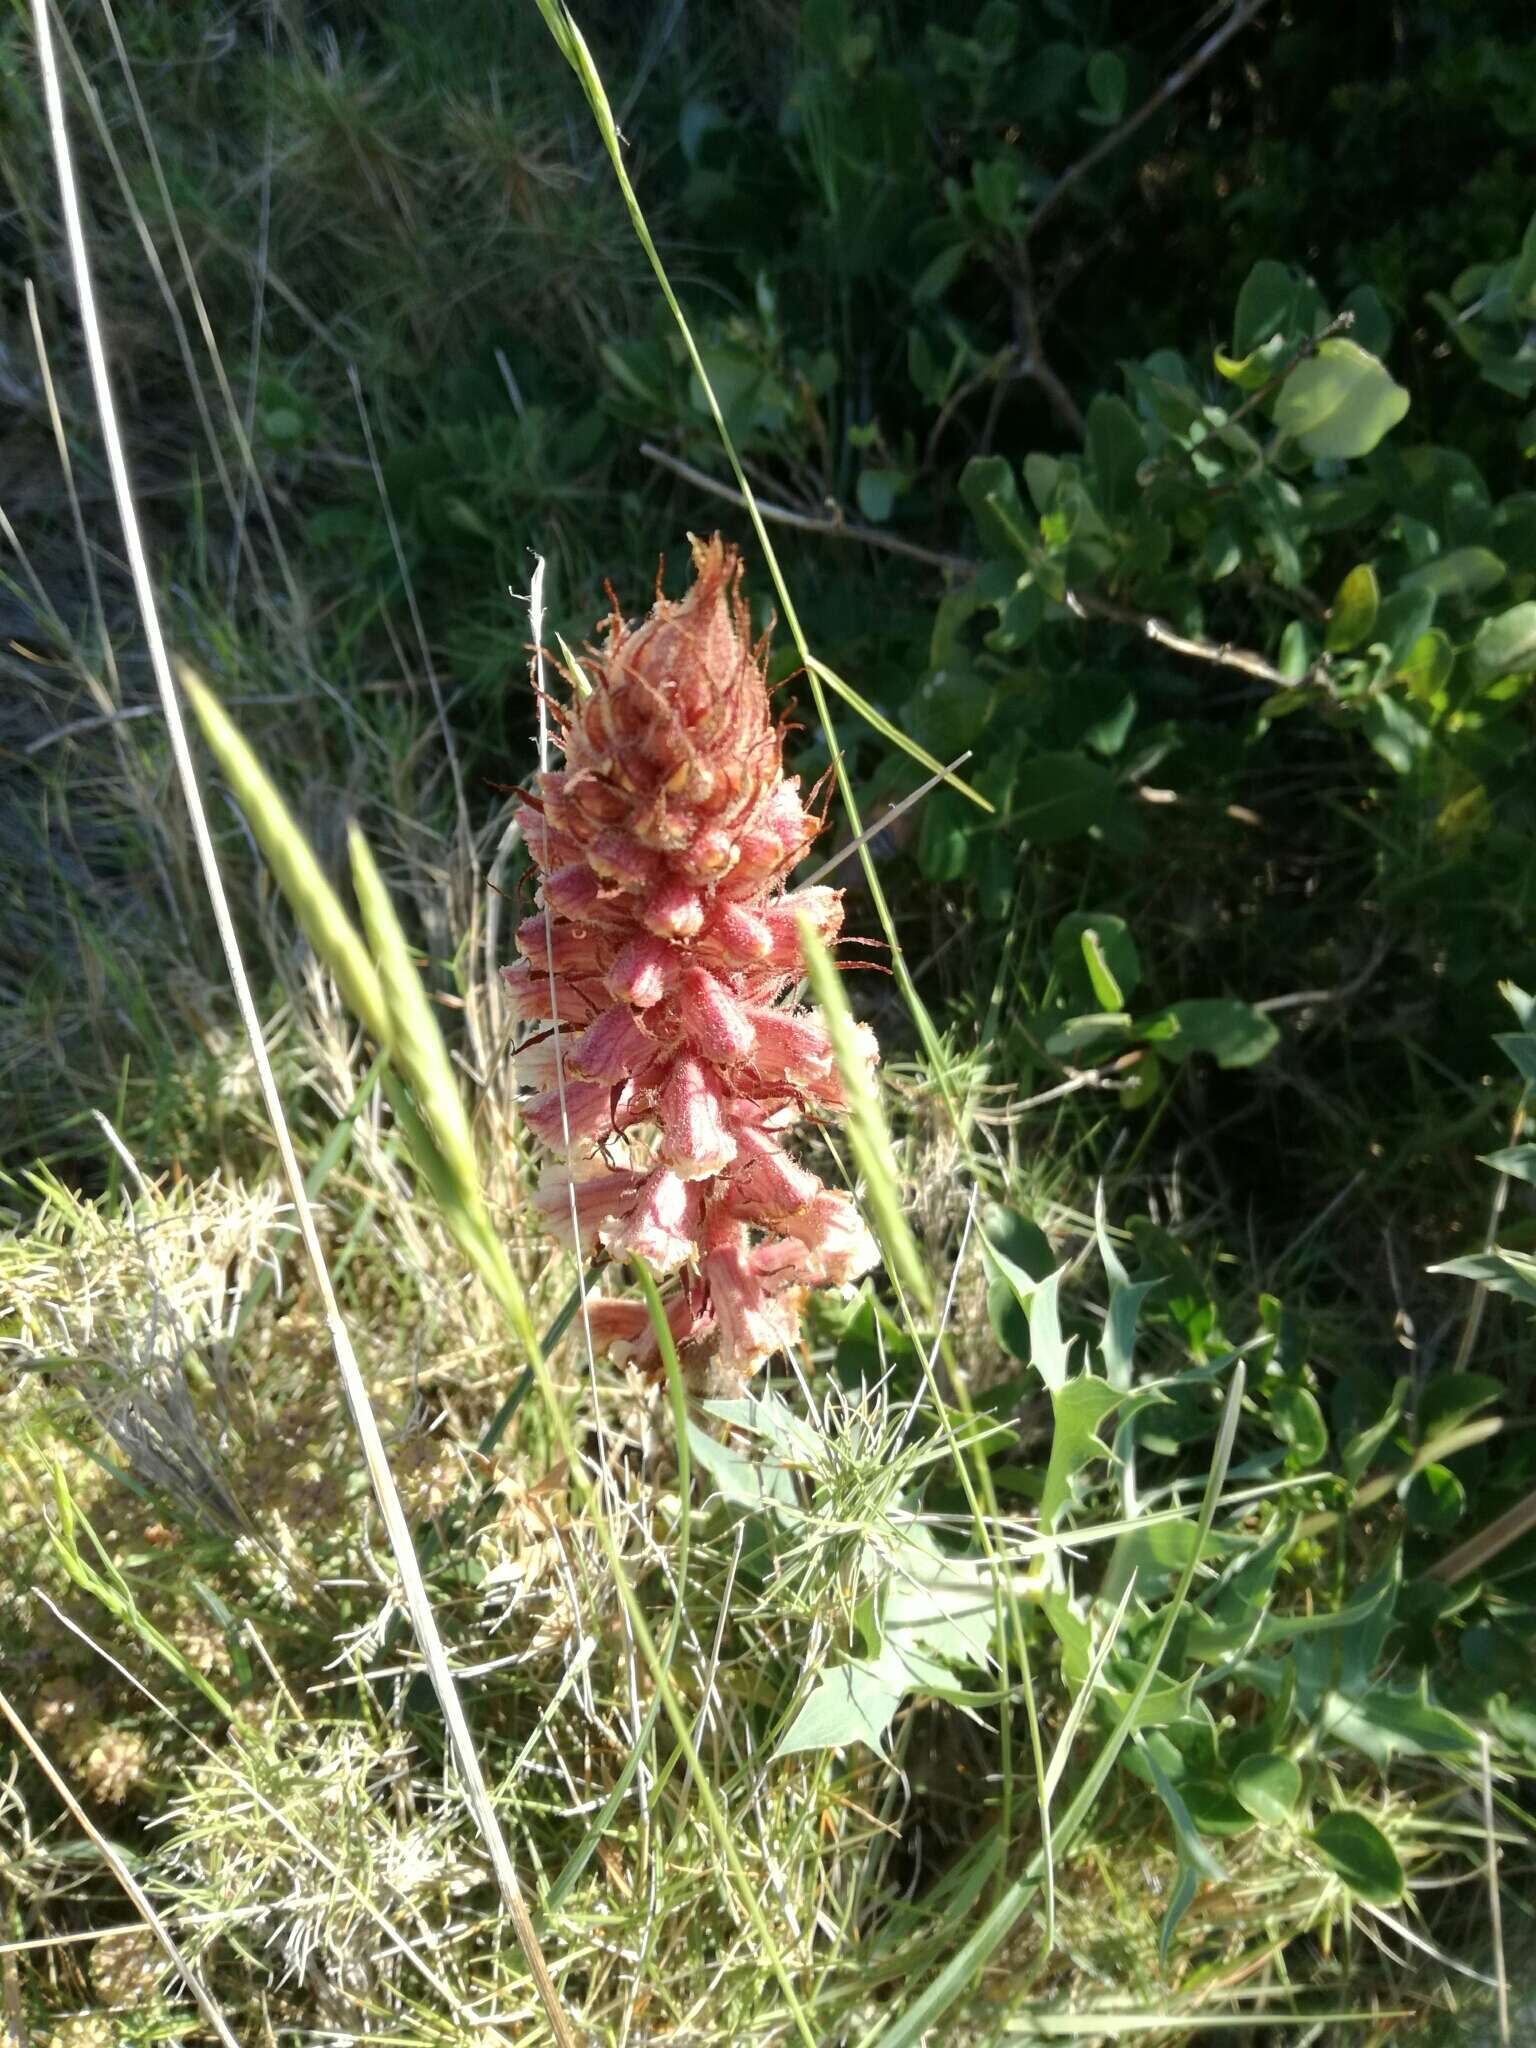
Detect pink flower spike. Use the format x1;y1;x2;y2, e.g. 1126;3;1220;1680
659;1055;738;1180
601;1168;701;1274
506;538;884;1393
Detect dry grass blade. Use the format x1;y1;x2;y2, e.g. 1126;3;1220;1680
29;9;574;2039
0;1688;241;2048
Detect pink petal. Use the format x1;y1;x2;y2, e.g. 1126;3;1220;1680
638;876;707;940
722;1125;822;1220
534;1164;643;1251
500;961;598;1025
606;935;679;1009
601;1168;701;1273
567;1006;655;1083
521;1078;614;1148
703;1239;803;1374
658;1055;738;1180
677;965;755;1064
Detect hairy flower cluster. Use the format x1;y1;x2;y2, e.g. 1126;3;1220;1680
506;535;878;1391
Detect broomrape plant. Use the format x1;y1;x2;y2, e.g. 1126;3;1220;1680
509;533;881;1393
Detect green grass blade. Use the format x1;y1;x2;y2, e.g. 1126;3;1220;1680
806;655;991;813
797;913;931;1313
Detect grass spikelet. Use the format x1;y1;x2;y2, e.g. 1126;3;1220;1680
178;663;388;1045
347;824;483;1225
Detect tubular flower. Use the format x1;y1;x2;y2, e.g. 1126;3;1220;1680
509;535;878;1391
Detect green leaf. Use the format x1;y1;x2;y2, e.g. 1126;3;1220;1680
1406;1463;1465;1534
1495;1032;1536;1083
1433;1250;1536;1308
1233;259;1297;359
979;1240;1068;1393
775;1655;907;1757
1374;585;1435;665
987;1275;1031;1362
1140;998;1279;1069
1399;546;1506;599
1053;911;1141;1008
1311;1811;1404;1903
1511;208;1536;317
261;405;304;445
912;241;968;303
1182;1778;1255;1838
1395;628;1455;699
961;454;1034;559
1320;1688;1477;1766
1023;452;1060;513
1012;753;1124;844
1084;393;1144;520
1469;602;1536;685
685;1419;798;1514
1418;1372;1503;1436
856;467;905;524
1362;692;1431;773
1084;49;1126;120
1272;340;1409;459
1480;1143;1536;1184
1325;564;1379;652
1040;1376;1120;1531
1340;284;1393;358
1268;1384;1327;1470
1139;1740;1226;1968
980;1204;1055;1280
884;1526;998;1674
1232;1752;1302;1827
1044;1012;1135;1060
